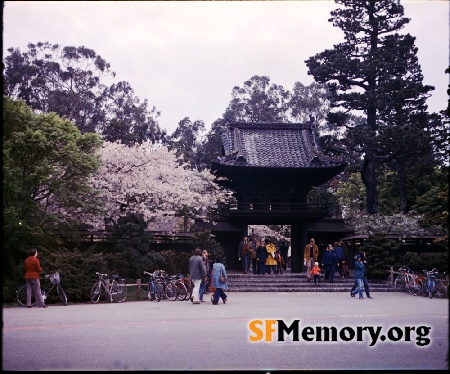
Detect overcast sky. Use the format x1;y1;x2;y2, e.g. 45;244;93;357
3;1;449;135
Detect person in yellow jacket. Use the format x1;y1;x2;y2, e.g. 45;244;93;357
304;238;319;282
265;238;277;275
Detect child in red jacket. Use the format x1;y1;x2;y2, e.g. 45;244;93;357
310;262;321;285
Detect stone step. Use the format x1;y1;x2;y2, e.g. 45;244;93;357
224;271;399;293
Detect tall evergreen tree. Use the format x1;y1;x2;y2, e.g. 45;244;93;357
305;0;434;214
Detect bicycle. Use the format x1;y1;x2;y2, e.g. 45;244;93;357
143;270;160;301
423;269;446;299
90;272;127;303
16;270;67;307
152;270;178;302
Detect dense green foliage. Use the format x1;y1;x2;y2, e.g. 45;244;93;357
3;97;103;278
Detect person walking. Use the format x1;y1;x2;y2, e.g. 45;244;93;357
238;236;251;274
188;248;207;304
24;248;46;308
351;250;373;299
304;238;319;282
333;241;345;280
265;239;277;275
256;240;267;275
321;244;332;281
199;249;211;302
211;256;228;305
310;262;321;285
351;254;365;299
327;245;340;283
279;241;289;271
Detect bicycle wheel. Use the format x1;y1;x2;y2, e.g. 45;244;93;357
90;282;102;303
57;284;68;305
165;282;178;301
111;281;127;303
435;281;446;299
394;274;406;289
155;282;163;302
16;284;36;307
175;280;188;301
409;278;423;296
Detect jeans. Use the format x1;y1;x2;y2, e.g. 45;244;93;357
326;264;336;282
212;288;227;303
26;278;45;307
351;277;371;296
352;279;364;298
199;279;206;301
242;254;251;273
266;265;276;274
313;274;321;284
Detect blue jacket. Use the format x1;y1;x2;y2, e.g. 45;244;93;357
211;262;228;290
354;261;365;280
333;246;344;261
325;250;339;265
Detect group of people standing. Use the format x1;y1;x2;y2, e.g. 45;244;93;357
304;237;373;299
238;236;289;275
304;238;349;283
188;248;228;305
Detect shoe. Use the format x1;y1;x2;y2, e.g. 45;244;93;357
367;296;373;299
359;297;364;299
190;297;193;303
223;298;227;304
201;300;205;302
193;301;200;304
350;292;355;298
40;305;47;308
27;306;32;308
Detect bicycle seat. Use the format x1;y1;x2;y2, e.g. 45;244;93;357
112;274;120;280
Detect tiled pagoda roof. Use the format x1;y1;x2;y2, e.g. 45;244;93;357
214;121;346;169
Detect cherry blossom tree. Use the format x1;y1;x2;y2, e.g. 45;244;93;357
86;141;230;232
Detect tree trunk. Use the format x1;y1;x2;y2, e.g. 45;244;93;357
361;156;378;215
398;162;408;214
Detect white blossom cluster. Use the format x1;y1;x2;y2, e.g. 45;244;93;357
86;141;228;232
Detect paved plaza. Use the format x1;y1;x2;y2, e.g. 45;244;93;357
2;291;448;371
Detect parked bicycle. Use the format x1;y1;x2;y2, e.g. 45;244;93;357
152;270;178;302
16;270;67;307
423;269;446;299
90;272;127;303
143;271;159;301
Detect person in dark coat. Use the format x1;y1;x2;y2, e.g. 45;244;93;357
351;254;365;299
333;242;345;279
256;240;268;275
327;245;340;283
321;244;332;281
350;251;373;299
